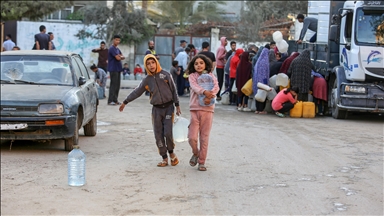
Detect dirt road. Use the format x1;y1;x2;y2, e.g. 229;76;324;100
1;86;383;215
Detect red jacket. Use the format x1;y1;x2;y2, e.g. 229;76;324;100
229;49;244;78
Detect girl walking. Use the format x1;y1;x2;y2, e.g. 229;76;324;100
186;54;219;171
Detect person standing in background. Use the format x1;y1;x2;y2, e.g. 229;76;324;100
107;35;125;106
215;36;227;101
3;34;15;51
173;39;187;59
34;25;51;50
92;41;109;72
47;32;56;50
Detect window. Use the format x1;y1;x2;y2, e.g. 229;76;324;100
71;58;83;81
344;11;353;42
47;5;84;20
74;57;90;80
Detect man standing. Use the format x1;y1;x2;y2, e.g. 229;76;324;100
47;32;56;50
296;14;318;44
172;39;187;59
107;35;125;105
187;44;198;60
174;47;191;96
215;36;227;101
35;25;51;50
145;40;159;59
199;41;216;73
3;34;15;51
92;41;109;72
225;41;236;61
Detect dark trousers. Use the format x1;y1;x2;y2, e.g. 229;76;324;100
108;72;121;103
216;68;224;97
224;73;230;89
309;33;317;43
237;94;249;106
298;93;308;101
177;66;185;96
152;105;175;157
256;101;266;111
229;78;237;104
276;102;294;113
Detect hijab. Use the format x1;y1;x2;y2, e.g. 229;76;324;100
252;48;270;95
279;52;300;74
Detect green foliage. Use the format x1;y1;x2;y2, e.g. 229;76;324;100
155;0;226;34
235;1;307;43
66;11;83;21
77;1;154;45
1;0;73;21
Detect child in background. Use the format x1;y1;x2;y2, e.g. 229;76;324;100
122;63;130;80
185;54;219;171
134;64;143;80
170;60;180;90
119;54;181;167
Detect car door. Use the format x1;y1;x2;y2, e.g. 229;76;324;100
73;56;96;122
71;57;89;123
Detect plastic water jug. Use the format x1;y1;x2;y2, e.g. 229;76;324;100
269;75;277;89
257;82;272;91
302;102;316;118
276;73;289;87
129;74;135;80
279;80;291;91
273;31;283;43
290;101;303;118
197;73;215;106
255;89;267;102
241;79;253;96
68;146;86;186
276;40;289;53
267;88;277;100
173;116;189;143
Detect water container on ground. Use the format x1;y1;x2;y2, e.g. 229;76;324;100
267;88;277;100
264;100;273;113
255;89;267;102
68;146;86;186
257;82;272;91
173;116;189;143
302;102;316;118
221;92;230;105
269;75;277;89
276;73;289;87
249;96;256;111
129;74;135;80
290;101;303;118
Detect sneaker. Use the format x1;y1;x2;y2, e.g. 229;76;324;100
275;112;285;117
108;102;116;105
243;107;252;112
237;107;243;111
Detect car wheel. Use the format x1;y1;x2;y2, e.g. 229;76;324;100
331;78;347;119
83;112;97;136
64;113;80;151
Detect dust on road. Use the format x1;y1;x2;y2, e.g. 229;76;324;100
1;88;383;215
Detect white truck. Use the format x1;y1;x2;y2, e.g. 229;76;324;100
289;0;384;119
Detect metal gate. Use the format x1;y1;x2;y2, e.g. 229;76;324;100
135;35;211;72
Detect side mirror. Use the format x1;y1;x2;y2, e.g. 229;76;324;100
345;43;351;50
329;25;339;43
79;76;86;86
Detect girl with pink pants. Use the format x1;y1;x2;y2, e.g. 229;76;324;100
185;54;219;171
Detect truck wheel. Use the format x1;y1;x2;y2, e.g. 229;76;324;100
64;113;80;151
83;113;97;136
331;78;348;119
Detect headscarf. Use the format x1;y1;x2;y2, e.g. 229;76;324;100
269;55;289;78
287;49;313;94
229;49;244;79
236;52;252;96
252;46;264;68
252;48;270;95
143;54;162;76
279;52;300;74
268;49;277;64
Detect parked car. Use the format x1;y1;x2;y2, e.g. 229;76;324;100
0;50;99;151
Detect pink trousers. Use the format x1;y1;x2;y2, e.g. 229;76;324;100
188;110;214;165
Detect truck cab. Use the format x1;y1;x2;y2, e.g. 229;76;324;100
289;0;384;119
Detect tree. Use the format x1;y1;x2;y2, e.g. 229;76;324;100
235;1;307;44
1;1;73;21
76;1;154;45
154;1;226;34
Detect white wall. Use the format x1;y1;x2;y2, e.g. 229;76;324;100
17;21;102;67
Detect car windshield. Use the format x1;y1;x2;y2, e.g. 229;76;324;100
355;8;384;45
1;55;74;85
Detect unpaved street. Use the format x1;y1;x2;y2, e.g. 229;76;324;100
1;82;383;215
